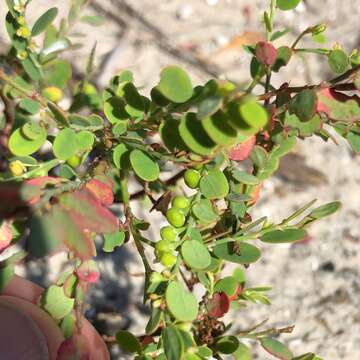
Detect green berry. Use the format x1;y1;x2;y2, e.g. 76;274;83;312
160;252;177;267
160;226;177;242
155;239;172;253
184;169;201;189
166;208;186;228
172;196;190;209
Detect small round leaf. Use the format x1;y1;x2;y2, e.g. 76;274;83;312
213;241;261;264
41;285;74;320
181;240;211;270
200;170;229;199
116;330;141;354
158;66;193;103
9;127;47;156
328;49;349;74
130;149;159;181
165;281;198;322
260;337;293;360
53;128;78;160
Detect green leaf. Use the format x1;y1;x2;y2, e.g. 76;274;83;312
347;131;360;154
214;276;238;297
271;136;297;158
53;128;78;160
32;8;58;36
289;90;317;122
76;130;94;151
162;326;184;360
104;97;129;123
130;149;159;182
328;49;349;74
213;241;261;264
145;306;162;335
160;117;187;152
116;330;142;354
193;198;218;223
157;66;193;103
215;336;239;354
308;201;341;219
22;122;44;140
270;29;290;42
202;111;238;146
43;59;72;89
250;145;268;168
272;46;292;72
103;231;125;252
260;337;293;360
165;281;198;321
200;170;229;199
277;0;302;11
123;82;145;118
260;228;307;243
113;143;129;169
9;126;47;156
28;213;61;257
48;102;69;127
21;56;41;82
284;113;322;137
197;94;222;119
179;113;216;155
59;313;75;339
181;240;211;270
0;264;14;293
232;169;260;185
227;100;268;135
41;285;74;320
233;342;253;360
18;99;40;114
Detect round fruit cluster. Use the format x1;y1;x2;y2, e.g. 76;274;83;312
155;168;203;267
155;195;189;267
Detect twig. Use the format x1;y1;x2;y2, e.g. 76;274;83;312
129;169;186;200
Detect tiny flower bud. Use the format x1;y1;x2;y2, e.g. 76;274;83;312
311;23;326;35
16;50;28;60
16;26;31;38
255;41;277;67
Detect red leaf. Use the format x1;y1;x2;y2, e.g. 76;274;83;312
25;177;66;205
59;190;118;234
0;220;12;253
255;41;277;67
207;292;230;318
0;182;29;217
84;178;114;206
49;206;96;260
317;88;360;114
57;334;90;360
229;136;256;161
76;260;100;284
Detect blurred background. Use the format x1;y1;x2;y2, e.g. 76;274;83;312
1;1;360;358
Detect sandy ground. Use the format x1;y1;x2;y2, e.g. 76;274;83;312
1;1;360;359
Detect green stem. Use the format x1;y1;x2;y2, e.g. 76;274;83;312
294;48;331;56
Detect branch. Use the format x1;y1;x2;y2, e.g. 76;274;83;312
129;169;186;200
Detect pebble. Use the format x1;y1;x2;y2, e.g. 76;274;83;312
176;4;193;20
